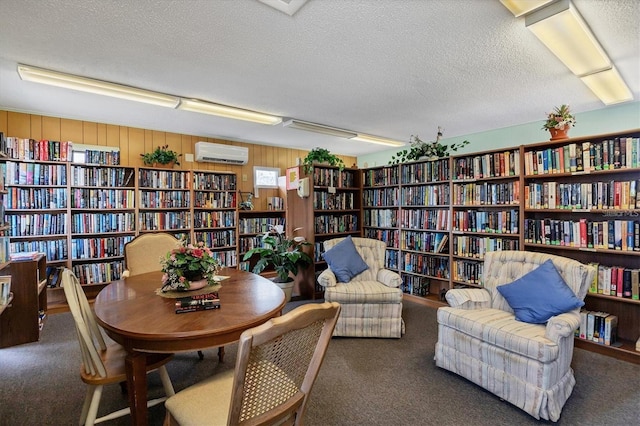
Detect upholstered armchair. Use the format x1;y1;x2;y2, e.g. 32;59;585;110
435;251;595;422
122;233;181;278
317;236;404;338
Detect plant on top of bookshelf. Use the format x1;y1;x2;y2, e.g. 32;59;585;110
302;147;345;173
542;104;576;141
389;128;469;164
140;145;182;167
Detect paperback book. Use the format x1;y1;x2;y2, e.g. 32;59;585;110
175;292;220;314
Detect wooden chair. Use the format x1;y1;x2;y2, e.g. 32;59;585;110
61;268;175;426
164;301;341;426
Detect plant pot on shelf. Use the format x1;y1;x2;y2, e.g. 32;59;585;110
153;161;175;169
548;127;570;141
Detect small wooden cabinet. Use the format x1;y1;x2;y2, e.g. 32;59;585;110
0;254;47;348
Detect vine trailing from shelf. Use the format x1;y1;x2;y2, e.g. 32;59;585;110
389;128;470;165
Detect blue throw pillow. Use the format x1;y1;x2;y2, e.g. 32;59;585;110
322;236;369;283
496;259;584;324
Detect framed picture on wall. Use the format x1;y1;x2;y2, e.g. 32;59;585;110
286;166;300;190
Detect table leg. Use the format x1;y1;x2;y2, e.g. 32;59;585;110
125;351;148;426
218;346;225;362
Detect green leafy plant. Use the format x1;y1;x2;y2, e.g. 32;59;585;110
389;135;469;165
542;104;576;130
160;239;221;292
302;147;345;173
243;225;312;283
140;144;182;166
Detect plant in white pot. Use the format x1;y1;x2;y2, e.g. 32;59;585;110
243;225;312;303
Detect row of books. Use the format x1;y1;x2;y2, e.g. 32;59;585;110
402;231;448;254
138;211;192;231
238;217;285;234
6;213;67;236
3;161;68;186
363;187;399;207
73;260;125;285
11;239;67;261
401;184;450;206
139;169;190;189
523;137;640;176
588;263;640;299
384;248;399;270
525;180;639;210
312;168;357;188
452;209;519;234
175;292;221;314
453;149;521;180
523;218;639;251
83;149;121;166
239;236;267;253
400;208;450;231
193;191;236;209
5;138;72;162
363;166;399;187
70;236;134;260
210;250;237;268
71;166;133;187
452;235;520;259
313;191;356;210
193;211;236;228
452;181;520;206
314;214;359;234
363;228;399;249
401;274;430;296
403;253;449;278
194;231;236;250
4;187;68;210
401;158;450;184
193;172;237;191
577;310;618;347
141;190;191;208
71;213;136;234
71;188;135;209
452;259;484;285
266;197;284;211
364;208;398;228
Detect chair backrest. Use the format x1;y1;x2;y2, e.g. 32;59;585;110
61;268;108;378
124;233;180;276
483;250;595;312
323;237;385;282
228;302;340;426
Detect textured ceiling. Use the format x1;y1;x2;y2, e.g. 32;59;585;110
0;0;638;157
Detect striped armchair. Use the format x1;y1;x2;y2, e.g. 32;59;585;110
318;237;404;338
435;251;595;422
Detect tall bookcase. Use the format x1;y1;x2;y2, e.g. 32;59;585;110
522;129;640;364
286;165;362;299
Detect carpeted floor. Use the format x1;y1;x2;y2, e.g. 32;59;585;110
0;299;638;425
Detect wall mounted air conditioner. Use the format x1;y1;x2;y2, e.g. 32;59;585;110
195;142;248;165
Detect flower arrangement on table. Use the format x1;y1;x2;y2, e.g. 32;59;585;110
161;240;221;292
243;225;312;283
542;104;576;131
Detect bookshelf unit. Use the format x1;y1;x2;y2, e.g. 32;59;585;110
450;148;522;290
522;129;640;364
192;170;238;268
0;254;47;347
238;207;286;274
362;165;400;272
397;158;451;305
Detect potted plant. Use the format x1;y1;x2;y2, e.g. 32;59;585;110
243;225;312;302
302;147;345;173
390;128;469;164
160;239;221;292
542;104;576;141
140;144;182;167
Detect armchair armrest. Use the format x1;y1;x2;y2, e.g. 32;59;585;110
545;311;580;342
318;269;337;288
377;269;402;288
445;288;491;310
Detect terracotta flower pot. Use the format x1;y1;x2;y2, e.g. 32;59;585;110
548;127;570;141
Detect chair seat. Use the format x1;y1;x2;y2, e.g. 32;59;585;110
323;281;403;304
438;307;558;362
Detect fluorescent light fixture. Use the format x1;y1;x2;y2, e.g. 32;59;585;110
283;119;357;138
178;99;282;125
17;64;180;108
499;0;554;17
525;0;610;76
350;134;405;147
580;67;634;105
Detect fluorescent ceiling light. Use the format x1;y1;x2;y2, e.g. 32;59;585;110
580;67;634;105
499;0;554;17
17;64;180;108
350;134;405;147
283;119;357;138
525;0;610;76
178;99;282;125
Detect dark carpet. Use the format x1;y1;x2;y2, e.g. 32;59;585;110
0;300;637;425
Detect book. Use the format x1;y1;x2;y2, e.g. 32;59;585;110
175;303;221;314
175;292;220;309
604;315;618;346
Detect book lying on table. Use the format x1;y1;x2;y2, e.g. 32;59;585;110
175;292;220;314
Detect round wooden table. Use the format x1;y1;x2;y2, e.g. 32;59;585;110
94;268;285;426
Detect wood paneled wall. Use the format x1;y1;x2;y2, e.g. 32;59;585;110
0;110;356;210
